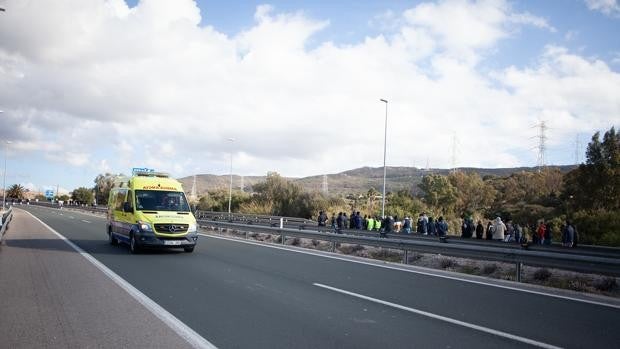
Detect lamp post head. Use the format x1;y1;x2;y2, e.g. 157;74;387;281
380;99;388;103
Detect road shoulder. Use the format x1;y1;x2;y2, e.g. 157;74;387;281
0;209;196;348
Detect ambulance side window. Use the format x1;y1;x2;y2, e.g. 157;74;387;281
109;191;117;210
126;191;133;211
114;189;127;211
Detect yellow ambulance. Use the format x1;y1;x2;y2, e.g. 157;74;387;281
107;169;198;253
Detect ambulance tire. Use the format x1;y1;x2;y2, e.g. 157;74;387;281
108;227;118;246
184;246;195;253
130;233;141;254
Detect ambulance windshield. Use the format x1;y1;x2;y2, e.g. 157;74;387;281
135;190;190;212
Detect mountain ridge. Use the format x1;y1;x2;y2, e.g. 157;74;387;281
178;165;577;197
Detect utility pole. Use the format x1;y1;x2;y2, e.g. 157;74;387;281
379;99;388;219
240;176;244;192
536;121;547;172
322;174;328;194
574;134;581;165
451;133;458;174
191;174;197;200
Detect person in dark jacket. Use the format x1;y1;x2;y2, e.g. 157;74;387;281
380;216;394;238
475;220;484;239
427;217;436;236
318;211;328;227
354;212;363;229
336;212;344;233
486;221;494;240
437;216;448;237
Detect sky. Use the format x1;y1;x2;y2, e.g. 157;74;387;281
0;0;619;195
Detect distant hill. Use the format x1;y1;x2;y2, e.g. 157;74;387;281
178;165;577;197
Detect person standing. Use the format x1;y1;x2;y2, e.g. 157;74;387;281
437;216;448;237
492;217;506;241
318;211;328;227
427;217;436;236
402;216;412;234
336;212;344;233
366;216;374;231
486;221;494;240
475;220;484;239
536;221;546;245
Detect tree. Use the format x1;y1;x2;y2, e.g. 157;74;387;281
448;172;496;215
94;173;121;205
7;184;25;199
418;174;457;214
564;127;620;211
72;187;94;205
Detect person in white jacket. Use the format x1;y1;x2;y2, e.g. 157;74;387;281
492;216;507;241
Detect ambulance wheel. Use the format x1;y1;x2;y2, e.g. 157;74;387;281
130;234;141;254
108;228;118;246
184;246;195;253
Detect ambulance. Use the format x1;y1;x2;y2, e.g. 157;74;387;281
107;169;198;253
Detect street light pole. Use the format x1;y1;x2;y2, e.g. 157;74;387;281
2;140;12;210
380;99;388;218
227;138;235;214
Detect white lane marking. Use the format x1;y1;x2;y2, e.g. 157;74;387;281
81;220;91;224
199;232;620;310
24;210;217;349
314;283;561;349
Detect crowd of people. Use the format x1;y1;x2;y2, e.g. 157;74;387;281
317;211;579;247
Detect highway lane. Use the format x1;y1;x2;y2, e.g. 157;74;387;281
19;205;620;348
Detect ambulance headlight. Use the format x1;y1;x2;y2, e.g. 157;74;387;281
188;223;197;233
138;221;153;232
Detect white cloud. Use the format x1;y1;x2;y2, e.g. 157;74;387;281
585;0;620;17
0;0;618;185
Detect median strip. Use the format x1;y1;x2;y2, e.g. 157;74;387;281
313;282;561;349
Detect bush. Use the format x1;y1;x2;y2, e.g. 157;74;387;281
594;277;618;292
459;265;479;274
439;257;456;269
338;244;365;254
533;268;552;281
571;209;620;246
482;264;497;275
407;252;422;263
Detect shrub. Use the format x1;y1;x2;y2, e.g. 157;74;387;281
407;252;422;263
459;265;479;274
482;264;497;275
439;257;456;269
533;268;552;281
594;277;618;292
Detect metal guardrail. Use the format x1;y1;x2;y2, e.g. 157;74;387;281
1;206;14;241
28;201;108;214
199;219;620;281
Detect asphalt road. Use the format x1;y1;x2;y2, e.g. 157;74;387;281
8;205;620;348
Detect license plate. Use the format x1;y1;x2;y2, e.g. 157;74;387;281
164;240;183;246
